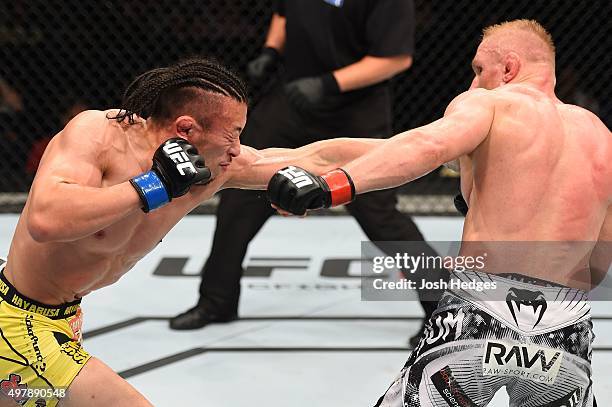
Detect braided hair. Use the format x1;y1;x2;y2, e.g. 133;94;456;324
108;57;248;124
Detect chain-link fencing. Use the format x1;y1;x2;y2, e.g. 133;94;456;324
0;0;609;214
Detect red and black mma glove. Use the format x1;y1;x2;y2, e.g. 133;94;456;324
130;138;211;213
267;166;355;216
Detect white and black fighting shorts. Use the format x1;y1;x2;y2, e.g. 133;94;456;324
375;270;594;407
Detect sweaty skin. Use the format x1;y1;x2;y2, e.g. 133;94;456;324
339;34;612;289
5;98;379;305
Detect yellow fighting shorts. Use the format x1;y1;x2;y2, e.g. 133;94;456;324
0;260;91;406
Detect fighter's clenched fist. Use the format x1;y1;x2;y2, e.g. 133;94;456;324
130;137;211;212
267;166;355;215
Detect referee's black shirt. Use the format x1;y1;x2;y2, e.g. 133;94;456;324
277;0;415;136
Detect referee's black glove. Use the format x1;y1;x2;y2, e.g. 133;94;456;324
247;47;280;82
284;73;340;111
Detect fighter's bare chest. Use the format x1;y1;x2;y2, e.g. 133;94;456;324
89;144;224;255
81;207;179;257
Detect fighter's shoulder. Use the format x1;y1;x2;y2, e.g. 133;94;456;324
564;104;610;133
61;110;109;140
58;110;122;150
64;109;108;129
445;89;495;115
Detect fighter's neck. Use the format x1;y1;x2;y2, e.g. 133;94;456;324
510;67;557;99
126;122;168;171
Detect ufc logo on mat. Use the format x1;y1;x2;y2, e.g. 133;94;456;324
163;142;196;175
279;166;314;188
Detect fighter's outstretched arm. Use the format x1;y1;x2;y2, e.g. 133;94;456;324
26;111;142;242
343;89;494;194
222;137;385;190
224;89;493;192
264;89;495;215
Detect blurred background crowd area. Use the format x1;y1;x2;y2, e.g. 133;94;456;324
0;0;609;202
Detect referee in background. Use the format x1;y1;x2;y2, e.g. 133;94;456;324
171;0;447;347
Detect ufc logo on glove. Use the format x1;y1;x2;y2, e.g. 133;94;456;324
268;165;355;215
163;141;196;175
130;137;210;212
278;166;314;188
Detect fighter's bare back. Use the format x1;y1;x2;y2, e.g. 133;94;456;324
454;84;611;286
461;84;610;242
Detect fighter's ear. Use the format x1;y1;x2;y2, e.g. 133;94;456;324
502;52;521;83
174;116;197;139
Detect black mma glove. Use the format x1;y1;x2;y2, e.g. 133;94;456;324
453;193;469;216
284;73;340;111
247;47;280;81
130;138;211;212
267;166;355;216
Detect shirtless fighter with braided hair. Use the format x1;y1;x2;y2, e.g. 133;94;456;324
0;57;381;406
